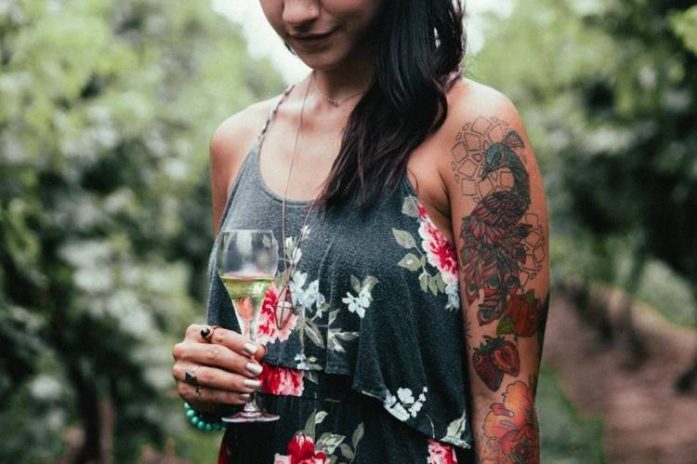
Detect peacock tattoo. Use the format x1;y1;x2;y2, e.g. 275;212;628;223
459;129;532;326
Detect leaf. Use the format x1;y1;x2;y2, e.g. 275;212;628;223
445;410;468;438
339;443;355;460
316;432;345;454
428;275;439;295
304;320;325;348
304;412;317;438
328;336;344;353
435;275;447;292
306;370;319;385
497;316;515;335
315;411;328;424
362;275;379;291
328;308;340;324
328;330;359;353
401;197;420;217
334;331;359;341
350;275;361;293
524;289;537;304
419;272;429;292
392;229;417;249
351;423;365;448
397;253;422;272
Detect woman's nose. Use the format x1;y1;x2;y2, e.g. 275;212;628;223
282;0;321;29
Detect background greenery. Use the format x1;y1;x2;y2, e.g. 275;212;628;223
0;0;695;462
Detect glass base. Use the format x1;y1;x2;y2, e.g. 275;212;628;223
222;410;280;423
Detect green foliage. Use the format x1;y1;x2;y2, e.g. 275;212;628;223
670;5;697;54
0;0;282;461
537;365;604;463
474;0;697;303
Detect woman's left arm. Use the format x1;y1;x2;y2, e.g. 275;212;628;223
444;88;550;463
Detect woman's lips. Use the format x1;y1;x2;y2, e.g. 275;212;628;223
291;30;336;48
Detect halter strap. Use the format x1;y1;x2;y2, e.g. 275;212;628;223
256;83;297;150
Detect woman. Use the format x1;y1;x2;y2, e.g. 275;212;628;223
172;0;549;462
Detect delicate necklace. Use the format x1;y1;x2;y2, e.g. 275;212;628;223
274;77;319;330
311;70;369;107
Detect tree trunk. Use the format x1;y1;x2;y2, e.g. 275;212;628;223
67;363;104;464
617;247;648;368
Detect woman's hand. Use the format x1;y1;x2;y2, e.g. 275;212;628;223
172;324;266;413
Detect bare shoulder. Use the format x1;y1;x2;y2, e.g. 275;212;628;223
209;96;278;168
444;77;523;135
208;93;282;232
439;77;543;204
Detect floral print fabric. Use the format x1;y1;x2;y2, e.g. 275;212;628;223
205;90;475;462
216;370;470;464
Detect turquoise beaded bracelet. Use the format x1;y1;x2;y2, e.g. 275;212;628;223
184;402;225;432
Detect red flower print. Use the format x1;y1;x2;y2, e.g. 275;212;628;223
427;438;458;464
260;363;304;397
417;204;458;283
274;434;327;464
257;284;298;345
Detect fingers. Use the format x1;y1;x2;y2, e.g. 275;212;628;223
173;364;262;394
173;341;263;379
254;344;267;363
207;326;263;358
177;381;252;406
185;323;218;343
183;324;266;360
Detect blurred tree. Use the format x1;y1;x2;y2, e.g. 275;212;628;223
0;0;282;462
472;0;696;380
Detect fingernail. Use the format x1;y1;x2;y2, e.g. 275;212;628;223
246;362;263;376
243;342;258;356
243;378;262;389
240;393;251;401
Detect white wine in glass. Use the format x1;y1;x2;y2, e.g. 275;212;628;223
217;229;279;423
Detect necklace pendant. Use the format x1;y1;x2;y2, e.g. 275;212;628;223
274;286;295;330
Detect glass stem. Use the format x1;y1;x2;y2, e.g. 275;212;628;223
243;394;261;413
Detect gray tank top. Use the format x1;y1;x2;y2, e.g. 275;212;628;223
206;85;473;450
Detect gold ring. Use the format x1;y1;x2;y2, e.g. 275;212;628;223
195;384;203;401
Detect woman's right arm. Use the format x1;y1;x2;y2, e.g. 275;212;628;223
171;102;273;413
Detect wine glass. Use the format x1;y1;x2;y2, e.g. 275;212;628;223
216;229;279;423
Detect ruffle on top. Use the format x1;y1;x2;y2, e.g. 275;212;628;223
205;137;472;452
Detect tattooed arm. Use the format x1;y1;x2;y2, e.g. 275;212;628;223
443;83;550;463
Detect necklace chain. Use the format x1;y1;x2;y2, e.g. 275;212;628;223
311;71;368;107
276;71;368;329
277;75;317;328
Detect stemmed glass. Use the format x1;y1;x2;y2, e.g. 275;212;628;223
216;229;279;423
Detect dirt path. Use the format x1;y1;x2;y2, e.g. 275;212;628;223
542;289;697;464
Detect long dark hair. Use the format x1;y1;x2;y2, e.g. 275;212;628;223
320;0;466;209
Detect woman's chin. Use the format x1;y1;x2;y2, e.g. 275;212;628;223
296;54;343;72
